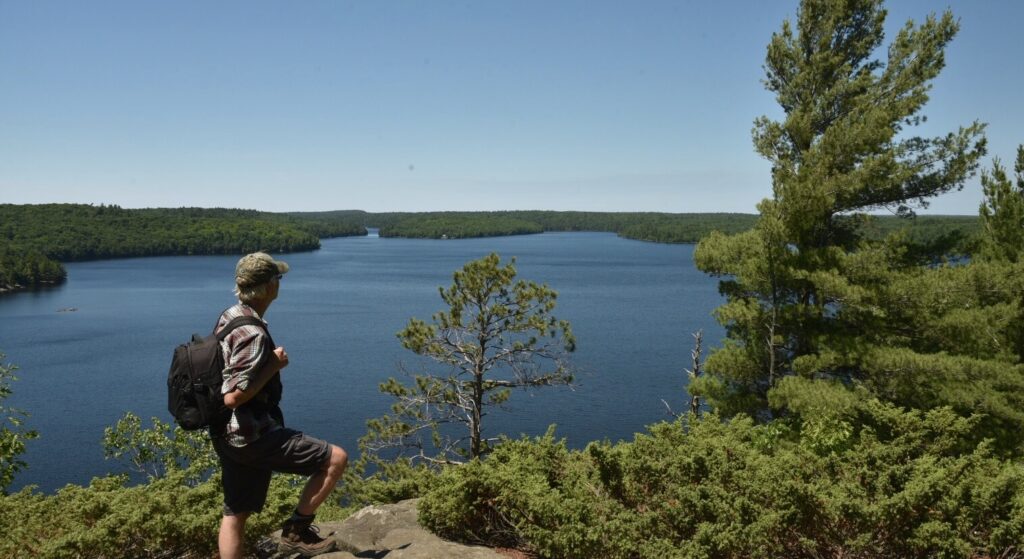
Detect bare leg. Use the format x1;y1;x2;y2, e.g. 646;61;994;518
219;512;249;559
296;444;348;516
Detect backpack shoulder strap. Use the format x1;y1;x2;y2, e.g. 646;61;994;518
215;316;267;341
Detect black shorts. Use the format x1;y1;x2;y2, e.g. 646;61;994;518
212;428;331;516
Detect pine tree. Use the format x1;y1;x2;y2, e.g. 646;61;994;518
364;253;575;462
978;145;1024;264
692;0;994;425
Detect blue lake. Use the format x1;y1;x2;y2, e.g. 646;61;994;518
0;232;724;492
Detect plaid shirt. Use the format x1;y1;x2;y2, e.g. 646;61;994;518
216;303;283;447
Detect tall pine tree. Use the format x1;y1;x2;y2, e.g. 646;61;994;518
690;0;1024;447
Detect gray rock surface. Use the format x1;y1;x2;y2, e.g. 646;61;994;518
274;499;506;559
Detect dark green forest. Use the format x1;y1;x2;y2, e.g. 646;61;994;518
0;204;365;291
360;209;978;245
373;210;762;241
377;213;544;239
1;204;980;292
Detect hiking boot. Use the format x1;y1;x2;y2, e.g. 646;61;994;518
279;518;337;558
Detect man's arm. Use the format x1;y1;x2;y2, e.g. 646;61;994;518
223;346;289;409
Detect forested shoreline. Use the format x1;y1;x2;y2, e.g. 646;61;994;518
0;204;366;292
307;209;981;245
0;204;982;293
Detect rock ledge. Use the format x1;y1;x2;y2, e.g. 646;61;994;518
273;499;505;559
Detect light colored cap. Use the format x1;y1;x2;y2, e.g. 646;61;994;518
235;252;289;287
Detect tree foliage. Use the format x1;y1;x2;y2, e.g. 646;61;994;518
419;405;1024;559
0;245;66;291
101;413;217;486
370;210;977;245
0;469;306;559
371;210;759;241
364;253;575;462
379;214;544;239
691;0;1001;435
0;411;358;559
0;204;367;291
978;145;1024;263
0;353;37;494
1;204;979;292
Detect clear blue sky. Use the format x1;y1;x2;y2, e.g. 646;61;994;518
1;1;1021;214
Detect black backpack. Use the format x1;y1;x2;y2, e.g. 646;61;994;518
167;316;266;431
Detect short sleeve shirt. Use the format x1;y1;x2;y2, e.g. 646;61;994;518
216;303;283;447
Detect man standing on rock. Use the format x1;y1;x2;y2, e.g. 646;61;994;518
213;252;348;558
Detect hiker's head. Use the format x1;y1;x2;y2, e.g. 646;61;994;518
234;252;289;304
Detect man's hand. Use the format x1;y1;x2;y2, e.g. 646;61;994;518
224;346;290;409
273;346;290;369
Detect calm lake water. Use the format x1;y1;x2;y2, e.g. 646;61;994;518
0;232;723;492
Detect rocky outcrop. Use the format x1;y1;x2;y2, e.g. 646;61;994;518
273;499;508;559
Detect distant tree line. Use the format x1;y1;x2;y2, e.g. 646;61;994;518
379;214;543;239
0;204;981;292
0;204;366;292
364;210;977;247
615;213;760;242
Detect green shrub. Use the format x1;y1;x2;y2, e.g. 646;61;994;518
419;410;1024;559
0;410;438;558
0;452;309;559
419;427;611;556
2;413;319;558
102;413;217;485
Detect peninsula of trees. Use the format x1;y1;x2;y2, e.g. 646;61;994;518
0;204;366;292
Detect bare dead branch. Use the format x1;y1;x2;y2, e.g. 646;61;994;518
689;330;704;417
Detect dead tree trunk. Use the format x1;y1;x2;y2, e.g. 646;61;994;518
688;330;704;416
